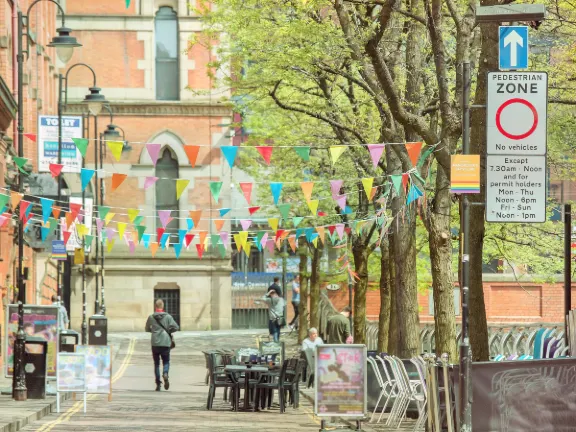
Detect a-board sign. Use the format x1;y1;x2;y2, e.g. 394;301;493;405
4;305;59;377
487;72;548;155
76;345;112;394
486;155;546;223
57;352;87;392
315;344;367;417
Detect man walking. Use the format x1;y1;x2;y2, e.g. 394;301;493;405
260;289;285;343
326;306;352;344
52;294;69;331
289;275;300;329
145;299;179;391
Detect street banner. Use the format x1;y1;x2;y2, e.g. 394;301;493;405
4;305;59;378
51;240;67;260
76;345;112;396
450;155;480;194
315;344;367;418
38;115;83;173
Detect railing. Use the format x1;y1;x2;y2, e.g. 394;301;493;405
318;292;563;357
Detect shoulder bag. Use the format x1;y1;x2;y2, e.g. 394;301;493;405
154;315;176;349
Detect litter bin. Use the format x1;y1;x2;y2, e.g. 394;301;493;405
59;330;80;352
24;336;47;399
88;315;107;345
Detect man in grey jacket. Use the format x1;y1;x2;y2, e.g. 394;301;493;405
260;289;285;343
145;299;179;391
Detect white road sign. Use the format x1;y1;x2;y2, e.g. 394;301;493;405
487;72;548;155
486;155;546;223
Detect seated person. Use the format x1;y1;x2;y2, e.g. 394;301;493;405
301;327;324;387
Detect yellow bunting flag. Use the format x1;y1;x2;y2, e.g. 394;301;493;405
288;235;297;253
233;233;243;253
300;182;314;202
117;222;127;240
356;221;366;235
176;179;190;200
189;210;202;229
128;208;140;223
245;240;252;257
107;239;115;253
361;178;374;199
307;199;319;215
150;242;159;257
77;224;89;237
312;237;318;247
105;212;115;225
106;141;124;162
238;231;249;249
268;218;279;232
11;191;23;209
329;146;346;166
316;226;325;244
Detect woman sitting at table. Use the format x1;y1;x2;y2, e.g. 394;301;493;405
301;327;323;388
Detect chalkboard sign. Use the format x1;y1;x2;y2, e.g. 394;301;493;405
315;345;367;417
76;345;112;394
57;353;87;392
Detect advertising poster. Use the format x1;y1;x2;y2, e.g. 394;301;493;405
76;345;112;394
450;154;481;194
57;353;87;392
5;305;59;377
62;197;93;252
37;115;83;173
51;240;67;260
315;345;367;417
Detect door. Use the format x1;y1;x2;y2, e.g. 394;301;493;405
154;289;180;326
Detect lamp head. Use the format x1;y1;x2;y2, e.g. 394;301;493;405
103;124;121;142
83;87;108;116
48;27;82;63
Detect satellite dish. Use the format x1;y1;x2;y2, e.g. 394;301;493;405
326;284;340;291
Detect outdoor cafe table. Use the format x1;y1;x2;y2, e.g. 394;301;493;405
224;365;270;411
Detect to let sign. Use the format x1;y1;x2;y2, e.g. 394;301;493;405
487;72;547;155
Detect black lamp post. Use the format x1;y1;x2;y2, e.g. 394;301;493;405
13;0;81;401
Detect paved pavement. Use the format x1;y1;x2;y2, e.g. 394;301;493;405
17;331;322;432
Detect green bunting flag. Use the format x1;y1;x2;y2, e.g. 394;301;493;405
294;146;310;162
13;157;29;175
136;225;146;243
277;203;291;220
98;206;110;221
209;181;223;203
133;215;144;226
391;175;403;195
71;138;89;157
293;216;304;227
218;243;227;259
0;194;9;210
417;145;435;169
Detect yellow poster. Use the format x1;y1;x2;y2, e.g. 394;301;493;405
451;155;480;194
74;247;85;265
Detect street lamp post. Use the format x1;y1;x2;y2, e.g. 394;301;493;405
13;0;81;402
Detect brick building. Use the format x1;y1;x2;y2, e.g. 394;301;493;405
61;0;233;331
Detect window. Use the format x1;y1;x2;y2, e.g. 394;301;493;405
155;7;179;100
154;288;181;326
155;148;179;243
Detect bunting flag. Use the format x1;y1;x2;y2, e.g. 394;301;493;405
330;146;346;165
158;210;172;228
176;179;189;200
105;212;115;225
405;141;423;166
183;145;200;167
278;203;291;220
368;144;385;168
402;173;409;191
335;194;347;209
300;182;314;202
65;212;74;229
199;231;208;246
13;157;29;175
150;242;159;258
126;0;131;9
106;227;116;242
160;233;170;248
330;180;343;197
221;146;239;168
69;203;82;220
189;210;202;229
219;231;229;247
209;181;223;203
196;243;204;259
81;168;95;192
50;205;60;220
240;219;252;231
144;176;158;190
146;143;161;166
316;226;325;244
71;138;89;157
111;173;127;191
270;182;283;205
370;187;378;201
248;206;260;215
233;234;243;253
106;141;124;162
266;238;275;254
49;163;63;178
268;218;279;231
406;184;424;205
417;145;436;169
335;223;345;240
219;208;231;217
11;191;23;209
41;226;50;241
293;216;304;227
239;182;252;204
98;206;110;221
0;194;9;210
128;208;140;223
179;229;187;244
307;199;319;215
256;146;273;165
96;219;105;236
288;235;297;253
40;198;53;224
142;234;151;248
136;225;146;243
24;133;37;142
63;230;72;245
117;222;127;240
391;175;403;195
361;177;374;199
173;242;183;259
186;218;194;230
157;228;165;241
185;233;195;248
294;146;310;162
214;219;225;232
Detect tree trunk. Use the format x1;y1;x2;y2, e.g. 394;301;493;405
352;239;369;345
429;167;458;360
388;230;399;355
298;238;310;344
309;243;322;330
377;237;391;353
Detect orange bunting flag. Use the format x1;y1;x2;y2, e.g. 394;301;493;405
150;242;159;258
183;145;200;168
316;226;325;244
199;230;208;245
300;182;314;202
24;133;37;142
288;235;297;253
11;191;23;209
214;219;225;232
111;173;127;191
405;142;423;167
239;182;253;204
370;187;378;201
52;206;61;220
189;210;202;229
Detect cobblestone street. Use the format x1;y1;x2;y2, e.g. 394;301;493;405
18;331;320;432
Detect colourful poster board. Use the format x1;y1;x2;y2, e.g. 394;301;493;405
57;352;87;392
450;154;481;194
315;344;367;417
76;345;112;394
4;305;59;377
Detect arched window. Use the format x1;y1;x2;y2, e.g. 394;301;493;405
155;148;179;243
155;7;179;101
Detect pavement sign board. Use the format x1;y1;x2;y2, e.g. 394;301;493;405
499;26;529;70
486;155;546;223
487;72;547;155
76;345;112;395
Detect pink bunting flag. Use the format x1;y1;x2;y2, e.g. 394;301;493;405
335;223;345;240
266;238;275;254
106;227;115;242
146;143;162;166
128;240;136;254
96;219;104;236
0;216;6;227
367;144;385;168
240;219;252;231
330;180;343;197
158;210;173;228
335;194;347;209
260;232;269;248
144;176;159;190
219;231;229;247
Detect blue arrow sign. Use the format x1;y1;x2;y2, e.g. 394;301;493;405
499;26;529;70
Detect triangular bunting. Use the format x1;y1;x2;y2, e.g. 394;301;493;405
128;208;140;223
219;208;231;217
183;145;200;167
98;206;110;221
307;199;319;215
173;242;182;259
248;206;260;215
256;146;273;165
214;219;225;232
268;218;279;231
240;219;252;231
111;173;127;191
150;242;159;258
81;168;95;192
239;182;252;204
117;222;127;240
406;185;424;205
288;235;297;253
146;143;162;166
330;180;343;197
106;140;124;161
278;203;291;220
158;210;172;228
71;137;89;157
293;216;304;227
316;226;325;244
362;178;374;199
136;225;146;243
49;163;63;178
196;243;205;259
10;191;23;209
40;198;53;224
189;210;202;229
300;182;314;202
209;181;223;203
24;133;37;142
270;183;283;205
329;146;346;165
405;142;423;166
144;176;158;190
176;179;190;200
13;157;29;175
294;146;310;162
367;144;385;168
221;146;239;168
391;175;403;195
52;205;61;220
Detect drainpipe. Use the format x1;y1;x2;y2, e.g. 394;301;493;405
12;0;18;149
